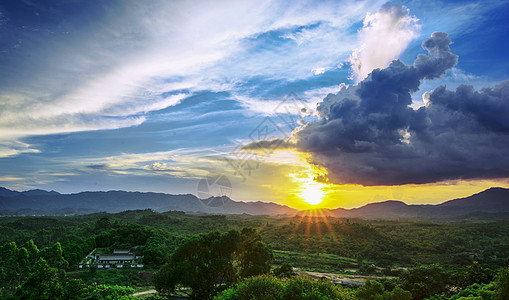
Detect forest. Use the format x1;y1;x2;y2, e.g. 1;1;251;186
1;209;509;299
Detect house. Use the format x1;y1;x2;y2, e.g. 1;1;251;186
78;248;143;269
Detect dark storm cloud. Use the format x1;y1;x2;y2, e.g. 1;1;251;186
414;32;458;80
295;32;509;186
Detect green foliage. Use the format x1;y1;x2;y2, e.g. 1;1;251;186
355;280;412;300
0;240;42;292
82;283;135;300
2;211;509;299
154;228;273;299
215;274;354;300
358;263;377;275
16;258;65;299
21;239;39;260
215;274;285;300
237;228;274;278
356;280;384;299
493;266;509;300
143;232;182;266
15;258;135;300
285;276;353;299
273;249;357;274
61;238;94;266
461;262;494;288
40;242;69;269
94;224;154;249
273;263;297;278
400;264;449;300
386;286;413;300
433;282;495;300
79;269;149;287
260;219;509;267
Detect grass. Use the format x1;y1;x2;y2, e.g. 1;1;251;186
273;249;358;273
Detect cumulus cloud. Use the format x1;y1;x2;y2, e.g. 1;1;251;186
414;32;458;79
295;32;509;186
349;2;421;82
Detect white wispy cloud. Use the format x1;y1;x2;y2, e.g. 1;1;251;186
0;176;24;182
0;0;387;155
0;140;40;158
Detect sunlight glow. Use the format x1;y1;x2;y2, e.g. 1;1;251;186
286;155;330;207
299;180;325;205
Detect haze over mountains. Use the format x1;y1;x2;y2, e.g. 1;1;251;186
1;187;508;220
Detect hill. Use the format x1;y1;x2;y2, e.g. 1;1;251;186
330;187;509;219
1;186;508;219
0;188;296;216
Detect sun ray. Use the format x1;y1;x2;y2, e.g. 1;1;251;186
317;209;338;242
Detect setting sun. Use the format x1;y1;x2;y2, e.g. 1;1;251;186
299;180;326;205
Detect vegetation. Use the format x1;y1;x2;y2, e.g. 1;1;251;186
215;275;354;300
154;228;273;299
1;210;509;299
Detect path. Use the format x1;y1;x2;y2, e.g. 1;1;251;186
132;289;157;297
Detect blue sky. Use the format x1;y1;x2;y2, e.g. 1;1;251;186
1;0;508;209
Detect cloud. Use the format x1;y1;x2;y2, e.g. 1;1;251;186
0;140;40;158
413;32;458;80
0;176;24;182
295;32;509;186
312;67;327;75
0;0;389;156
349;2;421;82
240;138;295;152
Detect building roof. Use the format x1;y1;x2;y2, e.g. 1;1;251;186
97;254;135;261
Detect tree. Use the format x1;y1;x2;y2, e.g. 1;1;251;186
356;280;384;300
382;286;412;300
40;242;68;269
16;257;136;300
400;264;449;300
493;266;509;300
215;275;284;300
273;263;296;279
461;261;493;288
16;258;64;300
236;228;273;278
356;280;412;300
215;275;354;300
143;232;180;266
0;241;22;290
21;240;39;261
154;228;273;299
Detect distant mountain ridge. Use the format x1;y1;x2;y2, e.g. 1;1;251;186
328;187;509;219
0;187;296;216
0;187;508;218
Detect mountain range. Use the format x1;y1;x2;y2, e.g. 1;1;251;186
0;187;296;216
327;187;509;220
1;186;508;219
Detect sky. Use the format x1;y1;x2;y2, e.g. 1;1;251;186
1;0;509;209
